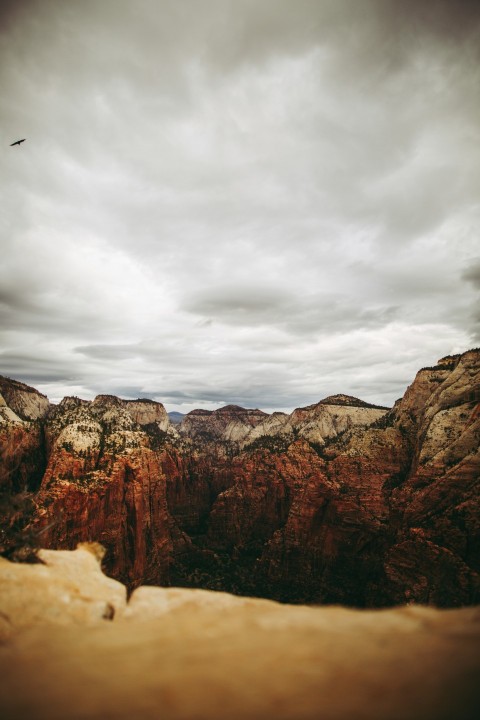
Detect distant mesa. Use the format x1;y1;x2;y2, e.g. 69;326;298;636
216;404;267;415
317;394;390;410
167;411;185;425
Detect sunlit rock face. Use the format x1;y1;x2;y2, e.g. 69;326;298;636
0;376;50;422
0;348;479;606
286;394;389;446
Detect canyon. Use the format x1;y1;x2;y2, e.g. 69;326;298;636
0;349;479;607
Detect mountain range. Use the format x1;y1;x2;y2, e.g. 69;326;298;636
1;349;479;607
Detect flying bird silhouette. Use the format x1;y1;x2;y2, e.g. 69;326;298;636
10;139;26;147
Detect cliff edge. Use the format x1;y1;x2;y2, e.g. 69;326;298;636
0;544;479;720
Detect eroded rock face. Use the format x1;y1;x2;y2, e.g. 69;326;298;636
0;420;45;493
33;394;182;588
0;349;479;606
0;376;50;421
0;378;48;495
383;351;480;605
179;404;269;444
0;547;479;720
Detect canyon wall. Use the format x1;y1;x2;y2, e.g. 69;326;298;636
0;349;479;606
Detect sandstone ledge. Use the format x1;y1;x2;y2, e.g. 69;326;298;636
0;545;479;720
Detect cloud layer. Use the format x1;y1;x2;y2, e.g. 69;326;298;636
1;0;479;411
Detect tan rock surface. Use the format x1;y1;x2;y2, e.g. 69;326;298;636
0;544;126;638
180;404;269;444
0;376;50;421
0;392;23;424
0;547;479;720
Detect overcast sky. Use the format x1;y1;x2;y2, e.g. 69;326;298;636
1;0;479;413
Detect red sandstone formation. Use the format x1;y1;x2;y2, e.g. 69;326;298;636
33;395;185;588
0;349;479;605
0;378;48;495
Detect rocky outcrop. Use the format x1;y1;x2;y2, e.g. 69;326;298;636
0;349;479;606
0;420;45;494
251;351;480;606
32;394;184;588
0;543;126;635
383;350;480;605
179;404;268;444
0;376;50;421
92;394;170;430
0;546;479;720
245;394;388;448
0;377;47;495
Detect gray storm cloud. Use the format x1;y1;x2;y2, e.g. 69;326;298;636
0;0;479;411
463;262;480;289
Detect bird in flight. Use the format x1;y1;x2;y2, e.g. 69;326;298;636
10;138;26;147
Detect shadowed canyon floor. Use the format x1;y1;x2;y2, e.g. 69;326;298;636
0;545;479;720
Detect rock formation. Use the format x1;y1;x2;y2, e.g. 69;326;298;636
179;404;269;444
0;545;479;720
0;349;479;606
0;376;50;422
33;393;182;587
0;377;48;496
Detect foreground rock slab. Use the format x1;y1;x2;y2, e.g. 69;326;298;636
0;546;479;720
0;543;126;635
